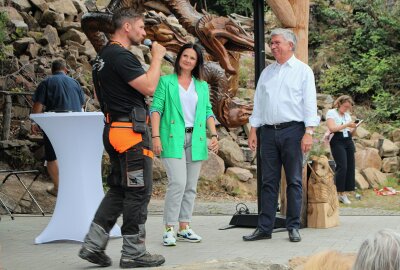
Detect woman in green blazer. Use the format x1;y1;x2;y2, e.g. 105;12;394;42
150;43;218;246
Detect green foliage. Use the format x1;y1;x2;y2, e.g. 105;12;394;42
0;12;9;60
207;0;253;16
311;0;400;125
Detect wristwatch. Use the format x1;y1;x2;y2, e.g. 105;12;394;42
305;130;314;136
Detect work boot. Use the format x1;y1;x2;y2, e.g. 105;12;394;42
119;232;165;268
78;222;112;267
120;252;165;268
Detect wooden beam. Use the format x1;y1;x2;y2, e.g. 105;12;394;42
266;0;297;28
289;0;310;63
2;94;12;141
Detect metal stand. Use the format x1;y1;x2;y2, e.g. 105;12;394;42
0;170;45;219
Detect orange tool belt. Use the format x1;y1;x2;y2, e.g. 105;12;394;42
106;114;153;159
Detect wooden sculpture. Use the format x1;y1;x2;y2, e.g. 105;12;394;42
81;0;254;128
307;155;339;228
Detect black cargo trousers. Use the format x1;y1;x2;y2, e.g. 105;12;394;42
93;123;153;235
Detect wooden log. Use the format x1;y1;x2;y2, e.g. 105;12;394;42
288;0;310;63
266;0;297;28
2;94;12;141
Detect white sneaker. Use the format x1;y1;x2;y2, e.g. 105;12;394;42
338;194;351;205
177;225;202;243
163;227;176;246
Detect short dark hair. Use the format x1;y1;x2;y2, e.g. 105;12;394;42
51;59;66;74
112;8;144;30
174;43;204;80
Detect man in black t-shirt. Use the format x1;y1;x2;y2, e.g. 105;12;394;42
31;59;85;196
78;8;167;269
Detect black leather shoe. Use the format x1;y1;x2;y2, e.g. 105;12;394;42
288;229;301;242
242;228;271;241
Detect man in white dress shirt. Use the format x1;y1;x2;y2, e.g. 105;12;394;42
243;28;319;242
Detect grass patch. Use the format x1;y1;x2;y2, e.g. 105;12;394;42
341;178;400;211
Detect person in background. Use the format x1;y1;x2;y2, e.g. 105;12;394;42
78;8;167;268
150;43;218;247
243;28;319;243
326;95;358;205
31;59;85;197
353;229;400;270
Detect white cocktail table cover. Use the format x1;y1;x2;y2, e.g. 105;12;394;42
31;112;121;244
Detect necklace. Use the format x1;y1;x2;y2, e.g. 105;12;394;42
108;40;124;48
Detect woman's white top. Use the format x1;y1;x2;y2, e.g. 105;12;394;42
326;108;352;137
179;79;198;128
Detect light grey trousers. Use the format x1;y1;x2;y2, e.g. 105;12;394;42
161;133;202;226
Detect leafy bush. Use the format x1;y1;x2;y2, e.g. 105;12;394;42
0;12;9;60
311;0;400;125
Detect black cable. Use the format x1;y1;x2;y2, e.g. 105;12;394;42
235;203;250;215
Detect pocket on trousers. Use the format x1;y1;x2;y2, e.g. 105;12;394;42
124;145;145;188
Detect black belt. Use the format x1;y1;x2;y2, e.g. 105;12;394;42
109;115;131;122
263;121;303;130
185;127;194;133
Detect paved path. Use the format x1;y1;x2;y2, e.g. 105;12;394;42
1;200;399;270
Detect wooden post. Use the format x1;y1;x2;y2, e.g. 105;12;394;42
2;93;12;141
288;0;310;64
267;0;310;64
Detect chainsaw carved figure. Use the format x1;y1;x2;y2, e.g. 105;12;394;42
81;0;254;127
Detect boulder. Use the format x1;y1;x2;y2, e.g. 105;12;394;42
354;126;370;139
381;157;399;173
153;157;166;180
10;19;28;35
395;142;400;151
361;168;387;188
199;152;225;181
218;137;245;167
316;93;334;110
60;21;81;33
48;0;78;16
41;24;60;47
19;12;40;31
226;167;253;182
40;9;64;28
378;139;399;157
29;0;48;12
26;42;41;58
71;0;87;14
242;146;255;162
370;132;384;140
83;41;96;59
391;128;400;142
355;147;382;171
219;175;257;197
358;139;378;149
0;6;24;21
11;0;31;12
355;170;369;189
13;37;35;56
60;28;87;45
